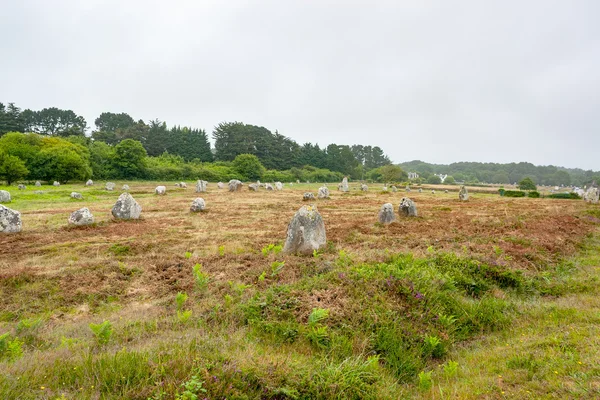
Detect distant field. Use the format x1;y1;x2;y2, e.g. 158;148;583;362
1;182;599;399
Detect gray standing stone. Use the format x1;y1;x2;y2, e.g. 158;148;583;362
0;190;11;203
35;181;41;187
378;203;396;224
265;183;274;191
175;182;181;188
382;186;388;192
584;186;599;204
112;193;142;220
70;192;83;200
86;179;94;186
248;183;259;191
0;205;22;233
275;182;283;191
360;184;368;192
53;181;60;187
406;185;411;192
18;184;26;190
296;180;300;184
340;177;349;192
445;189;449;194
459;185;469;201
399;197;418;217
317;186;330;199
68;207;94;226
418;188;422;193
179;182;187;188
228;179;243;192
283;205;327;255
155;185;166;195
303;192;315;201
217;182;224;189
106;182;115;191
196;180;207;193
431;190;435;194
391;185;398;193
122;184;130;191
190;198;206;212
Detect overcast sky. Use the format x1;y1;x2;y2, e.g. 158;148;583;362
1;1;598;170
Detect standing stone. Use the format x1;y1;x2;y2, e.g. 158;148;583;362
18;184;26;190
0;191;11;203
190;198;206;212
70;192;83;200
86;179;94;186
391;186;398;193
406;185;411;192
283;205;326;255
68;207;94;226
53;181;60;187
317;186;330;199
303;192;315;201
584;185;599;204
175;183;181;188
106;182;115;191
431;190;435;194
399;197;418;217
340;177;349;192
458;185;469;201
195;180;207;193
248;183;259;191
378;203;396;224
180;182;187;188
155;186;166;195
383;186;388;192
217;182;224;189
228;179;243;192
296;180;300;184
265;183;274;191
35;181;41;187
0;205;22;233
418;188;423;193
34;191;45;195
445;189;449;194
122;184;130;191
360;184;368;192
112;193;142;220
275;182;283;191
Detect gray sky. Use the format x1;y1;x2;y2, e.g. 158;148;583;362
1;1;599;170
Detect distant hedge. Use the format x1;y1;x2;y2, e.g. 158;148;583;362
546;192;581;200
527;191;540;198
503;190;526;197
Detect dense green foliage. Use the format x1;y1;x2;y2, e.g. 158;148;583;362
503;190;526;197
518;177;537;191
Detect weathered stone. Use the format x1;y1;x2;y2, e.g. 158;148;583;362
179;182;187;189
340;177;349;192
228;179;243;192
0;205;22;233
379;203;396;224
283;205;326;255
431;190;435;194
106;182;115;191
265;183;274;191
382;186;388;192
248;183;259;191
275;182;283;191
68;207;94;226
70;192;83;199
418;188;422;193
86;179;94;186
0;190;11;203
399;197;418;217
18;184;26;190
195;180;207;193
155;186;166;195
175;183;181;187
53;181;60;186
317;186;330;199
122;184;130;191
360;184;368;192
303;192;315;201
391;186;398;193
458;185;469;201
217;182;224;189
190;198;206;212
584;185;599;204
35;181;41;187
111;193;142;219
406;186;411;192
296;180;300;184
34;190;45;194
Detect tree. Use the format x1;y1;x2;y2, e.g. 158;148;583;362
23;107;87;136
232;154;265;180
32;145;92;183
0;103;26;135
444;175;456;185
112;139;147;179
427;175;442;184
89;141;115;179
518;177;537;190
94;112;135;133
0;154;29;185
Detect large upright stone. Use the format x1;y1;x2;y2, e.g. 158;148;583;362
379;203;396;224
399;197;418;217
0;205;22;233
106;182;115;191
265;183;274;191
340;177;349;192
86;179;94;186
68;207;94;226
195;180;207;193
0;190;11;203
70;192;83;199
275;182;283;191
283;205;326;255
112;193;142;220
584;185;599;204
317;186;330;199
190;198;206;212
459;185;469;201
155;186;166;195
228;180;243;192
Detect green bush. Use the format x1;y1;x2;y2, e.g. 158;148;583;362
547;192;581;199
503;190;526;197
527;191;540;198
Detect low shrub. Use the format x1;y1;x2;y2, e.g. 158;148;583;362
503;190;525;197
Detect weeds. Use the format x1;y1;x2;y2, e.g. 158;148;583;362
261;243;282;256
192;264;209;291
89;320;113;345
270;261;285;277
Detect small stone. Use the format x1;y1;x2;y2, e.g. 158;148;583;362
361;184;368;192
248;183;259;191
106;182;115;191
180;182;187;188
392;186;398;193
379;203;396;224
265;183;274;191
18;184;26;190
275;182;283;191
34;190;45;194
190;198;206;212
406;186;411;192
53;181;60;186
35;181;41;187
317;186;330;199
431;190;435;194
459;185;469;201
68;207;94;226
0;190;11;203
0;205;22;233
86;179;94;186
70;192;83;200
175;183;181;188
112;193;142;219
418;188;422;193
195;180;207;193
382;186;388;192
399;197;418;217
228;180;243;192
217;182;224;189
283;205;327;255
155;186;166;195
122;184;130;191
303;192;315;201
445;189;449;194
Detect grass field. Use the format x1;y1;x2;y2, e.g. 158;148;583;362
0;181;599;399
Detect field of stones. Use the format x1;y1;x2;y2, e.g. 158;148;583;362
1;181;599;399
